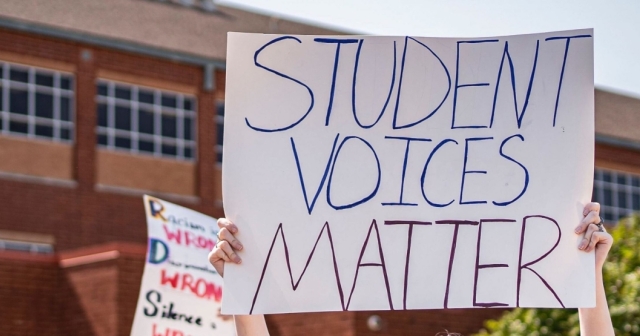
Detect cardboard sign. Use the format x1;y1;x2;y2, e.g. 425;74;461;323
131;196;234;335
222;30;594;314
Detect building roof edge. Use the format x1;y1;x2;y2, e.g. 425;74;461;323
596;133;640;152
0;15;226;69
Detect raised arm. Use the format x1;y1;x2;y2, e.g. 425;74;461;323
208;218;270;336
575;202;614;336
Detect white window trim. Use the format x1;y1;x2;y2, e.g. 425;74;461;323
95;79;197;161
0;61;75;143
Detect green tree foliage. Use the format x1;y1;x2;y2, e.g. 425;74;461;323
476;216;640;336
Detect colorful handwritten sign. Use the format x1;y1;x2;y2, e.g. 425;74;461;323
131;196;234;335
222;30;595;314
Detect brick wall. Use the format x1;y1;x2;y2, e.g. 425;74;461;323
0;28;225;251
0;252;63;336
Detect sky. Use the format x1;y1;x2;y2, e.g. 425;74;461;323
219;0;640;98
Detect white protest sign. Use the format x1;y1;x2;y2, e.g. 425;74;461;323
222;30;594;314
131;196;235;335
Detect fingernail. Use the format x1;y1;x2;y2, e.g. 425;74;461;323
578;242;585;250
237;244;243;250
237;259;242;264
575;226;581;234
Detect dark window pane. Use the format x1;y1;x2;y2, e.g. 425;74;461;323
61;97;71;121
602;172;612;183
603;188;613;206
633;193;640;211
10;89;28;114
594;170;599;181
97;104;108;127
216;122;224;146
633;177;640;187
617;175;627;185
184;146;193;159
97;134;108;145
97;83;108;96
161;94;177;108
618;191;628;209
138;109;154;134
216;103;225;117
36;73;54;87
0;66;3;78
60;128;71;140
162;144;177;156
138;90;154;104
35;125;53;138
139;140;154;153
0;117;2;130
604;211;614;221
35;93;54;119
115;86;131;100
10;68;28;83
60;76;73;90
115;137;131;149
9;120;28;134
184;98;193;111
592;186;599;202
161;114;177;138
60;76;72;90
217;151;223;164
115;106;131;130
184;117;192;140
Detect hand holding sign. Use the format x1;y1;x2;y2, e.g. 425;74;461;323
209;219;244;276
222;30;595;314
210;203;614;335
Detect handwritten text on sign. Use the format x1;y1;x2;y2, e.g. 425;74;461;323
222;30;595;314
131;196;234;335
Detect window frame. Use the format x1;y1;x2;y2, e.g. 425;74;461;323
215;100;224;166
95;79;197;161
0;61;75;143
593;167;640;222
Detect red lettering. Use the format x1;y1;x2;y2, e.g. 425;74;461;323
163;225;182;244
206;282;223;302
151;323;163;336
185;231;195;247
162;226;215;250
195;279;207;298
160;269;179;289
152;324;185;336
181;273;194;292
158;269;223;302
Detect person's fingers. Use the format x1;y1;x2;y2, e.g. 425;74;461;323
218;240;242;264
575;210;600;234
578;223;598;250
208;247;230;277
217;218;238;234
587;231;613;253
218;227;243;251
582;202;600;216
208;245;231;264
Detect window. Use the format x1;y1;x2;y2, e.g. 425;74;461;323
0;62;74;142
216;101;224;164
593;168;640;222
96;80;196;160
0;239;54;254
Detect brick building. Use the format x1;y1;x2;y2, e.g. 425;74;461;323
0;1;638;335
